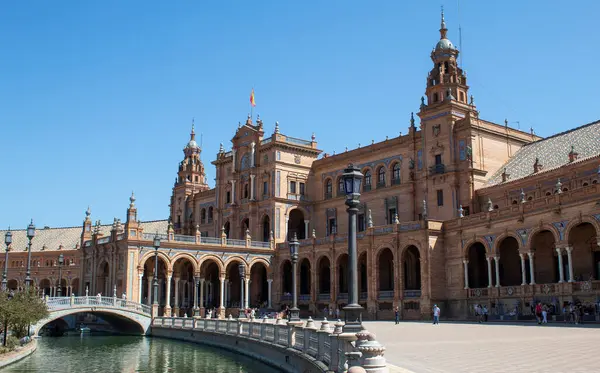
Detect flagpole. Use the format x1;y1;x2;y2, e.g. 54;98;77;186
250;86;254;120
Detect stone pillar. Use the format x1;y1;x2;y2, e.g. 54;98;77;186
165;274;172;317
173;277;180;316
232;148;236;171
285;216;289;241
158;279;164;306
138;273;144;303
240;277;245;310
250;174;255;200
223;280;228;307
244;276;250;309
267;279;273;309
250;142;255;167
519;253;527;285
200;279;205;313
463;260;469;289
146;276;153;305
219;277;225;310
486;256;493;288
528;252;536;285
230;180;236;204
566;246;574;283
304;220;310;239
193;277;200;316
556;247;565;283
494;256;501;287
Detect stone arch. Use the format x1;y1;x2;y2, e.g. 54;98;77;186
530;229;558;284
317;255;331;294
249;261;268;307
139;251;171;270
377;247;394;291
336;253;349;294
171;253;199;273
97;260;110;295
492;233;522;254
39;278;51;296
402;245;421;291
566;221;598;281
198;255;225;274
223;256;248;272
467;242;488;288
526;224;560;248
249;257;271;275
71;278;80;296
280;260;292;295
35;309;148;336
564;217;600;243
497;236;521;286
287;208;306;240
461;238;490;258
200;257;222;308
299;258;311;295
399;241;424;259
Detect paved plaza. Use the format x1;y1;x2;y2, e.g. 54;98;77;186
364;321;600;373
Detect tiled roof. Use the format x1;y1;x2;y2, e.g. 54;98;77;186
487;120;600;186
0;219;169;252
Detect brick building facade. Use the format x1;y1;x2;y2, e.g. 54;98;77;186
1;12;599;320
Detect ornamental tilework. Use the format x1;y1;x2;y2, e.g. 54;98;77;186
321;155;403;180
516;228;530;246
552;220;569;240
484;235;495;250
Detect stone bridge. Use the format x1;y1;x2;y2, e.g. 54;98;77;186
32;296;152;335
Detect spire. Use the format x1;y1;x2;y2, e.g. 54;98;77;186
440;6;448;40
274;121;280;134
190;118;196;141
85;206;91;218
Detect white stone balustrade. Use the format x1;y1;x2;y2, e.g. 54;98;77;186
152;316;387;372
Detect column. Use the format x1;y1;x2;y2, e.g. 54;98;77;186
232;148;236;171
462;260;469;289
200;279;205;308
566;246;574;282
165;275;172;315
193;277;199;316
494;256;501;287
230;180;236;204
158;279;164;306
146;276;153;305
244;276;250;309
250;174;255;200
556;247;565;283
250;142;255;167
285;216;289;240
528;252;536;285
173;277;180;315
486;256;493;288
267;279;273;309
519;253;527;285
240;277;245;309
219;277;225;309
304;220;310;239
223;280;228;307
138;273;144;303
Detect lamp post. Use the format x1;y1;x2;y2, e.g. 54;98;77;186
3;230;11;291
3;291;13;346
238;263;245;317
342;164;363;333
288;233;300;323
57;254;64;297
25;220;36;289
153;234;161;306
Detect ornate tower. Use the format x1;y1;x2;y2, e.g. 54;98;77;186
171;121;210;234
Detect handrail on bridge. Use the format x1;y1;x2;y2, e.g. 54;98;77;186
44;296;151;316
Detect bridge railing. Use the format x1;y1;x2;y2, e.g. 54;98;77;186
152;316;386;372
44;296;151;316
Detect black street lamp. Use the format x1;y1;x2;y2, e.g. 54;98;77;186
153;233;161;306
3;229;11;291
25;220;36;289
342;164;363;333
288;233;300;323
238;263;245;317
57;254;64;297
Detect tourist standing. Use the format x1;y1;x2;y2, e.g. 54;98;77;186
394;306;400;325
335;307;340;319
535;302;542;324
542;304;548;324
483;305;488;322
432;304;440;325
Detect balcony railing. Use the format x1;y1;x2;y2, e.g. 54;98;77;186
376;182;386;189
429;164;445;174
403;290;421;298
317;293;330;301
378;290;394;299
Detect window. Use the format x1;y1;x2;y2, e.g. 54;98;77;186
364;171;372;191
263;181;268;196
195;176;198;182
325;179;333;199
459;92;465;102
201;209;206;224
243;183;249;198
392;163;401;184
338;178;344;194
377;167;386;188
208;207;213;222
444;61;449;72
435;154;442;165
327;218;337;235
437;189;444;206
433;93;439;103
299;182;305;196
290;181;297;194
388;208;397;224
226;191;231;204
358;214;365;232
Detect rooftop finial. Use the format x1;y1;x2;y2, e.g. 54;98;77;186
410;112;415;128
311;132;316;142
219;142;224;153
440;5;448;39
130;191;136;208
274;121;280;134
86;206;91;217
191;117;195;134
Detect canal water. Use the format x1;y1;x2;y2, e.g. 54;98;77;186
4;336;283;373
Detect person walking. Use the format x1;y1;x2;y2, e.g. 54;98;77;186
394;306;400;325
432;304;441;325
542;304;548;324
535;302;543;325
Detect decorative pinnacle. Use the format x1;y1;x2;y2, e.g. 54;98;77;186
86;206;91;217
191;117;195;134
440;6;448;39
311;132;316;142
219;142;224;153
274;121;280;134
130;191;136;207
410;112;415;127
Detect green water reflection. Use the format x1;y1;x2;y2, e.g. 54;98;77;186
4;336;282;373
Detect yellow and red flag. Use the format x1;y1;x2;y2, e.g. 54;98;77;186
250;89;256;107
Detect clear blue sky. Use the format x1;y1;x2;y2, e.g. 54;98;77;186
1;1;598;230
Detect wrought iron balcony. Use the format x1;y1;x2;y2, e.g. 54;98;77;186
403;290;422;298
429;164;446;175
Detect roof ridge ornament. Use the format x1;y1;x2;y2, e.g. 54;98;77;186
440;6;448;40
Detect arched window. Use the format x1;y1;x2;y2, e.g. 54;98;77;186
201;208;206;223
392;163;401;185
207;207;214;223
377;167;386;188
433;93;439;103
325;179;333;199
364;171;372;191
337;177;344;196
243;183;249;199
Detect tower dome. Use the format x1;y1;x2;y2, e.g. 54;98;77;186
434;8;455;51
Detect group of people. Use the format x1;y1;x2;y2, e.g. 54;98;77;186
474;304;489;323
322;306;341;320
